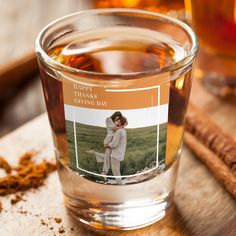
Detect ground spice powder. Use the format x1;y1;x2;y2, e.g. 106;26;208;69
58;225;65;234
54;217;62;224
0;152;56;196
0;156;12;173
10;193;25;205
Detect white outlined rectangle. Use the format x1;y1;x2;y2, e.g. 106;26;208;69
65;85;169;176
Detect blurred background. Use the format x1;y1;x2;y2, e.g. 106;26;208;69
0;1;89;137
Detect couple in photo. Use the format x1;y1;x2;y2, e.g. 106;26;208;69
87;111;127;184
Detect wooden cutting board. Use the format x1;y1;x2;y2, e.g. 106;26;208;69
0;77;236;236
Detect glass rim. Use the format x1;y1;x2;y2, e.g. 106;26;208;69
35;8;198;78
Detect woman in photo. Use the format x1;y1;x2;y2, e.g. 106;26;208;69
101;111;122;176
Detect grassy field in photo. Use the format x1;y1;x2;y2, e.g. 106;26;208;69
66;120;167;176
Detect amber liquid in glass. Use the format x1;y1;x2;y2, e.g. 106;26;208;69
40;27;192;229
191;0;236;96
191;0;236;56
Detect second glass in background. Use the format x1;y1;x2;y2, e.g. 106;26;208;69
190;0;236;98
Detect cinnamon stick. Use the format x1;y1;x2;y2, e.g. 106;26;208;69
184;131;236;198
186;104;236;174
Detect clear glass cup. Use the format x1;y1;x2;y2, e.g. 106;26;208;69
189;0;236;98
35;9;197;230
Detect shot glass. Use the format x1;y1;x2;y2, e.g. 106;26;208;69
35;9;197;230
190;0;236;98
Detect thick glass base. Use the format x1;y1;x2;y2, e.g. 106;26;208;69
65;193;172;230
56;156;179;230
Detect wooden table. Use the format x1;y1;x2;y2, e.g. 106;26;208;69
0;1;236;235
